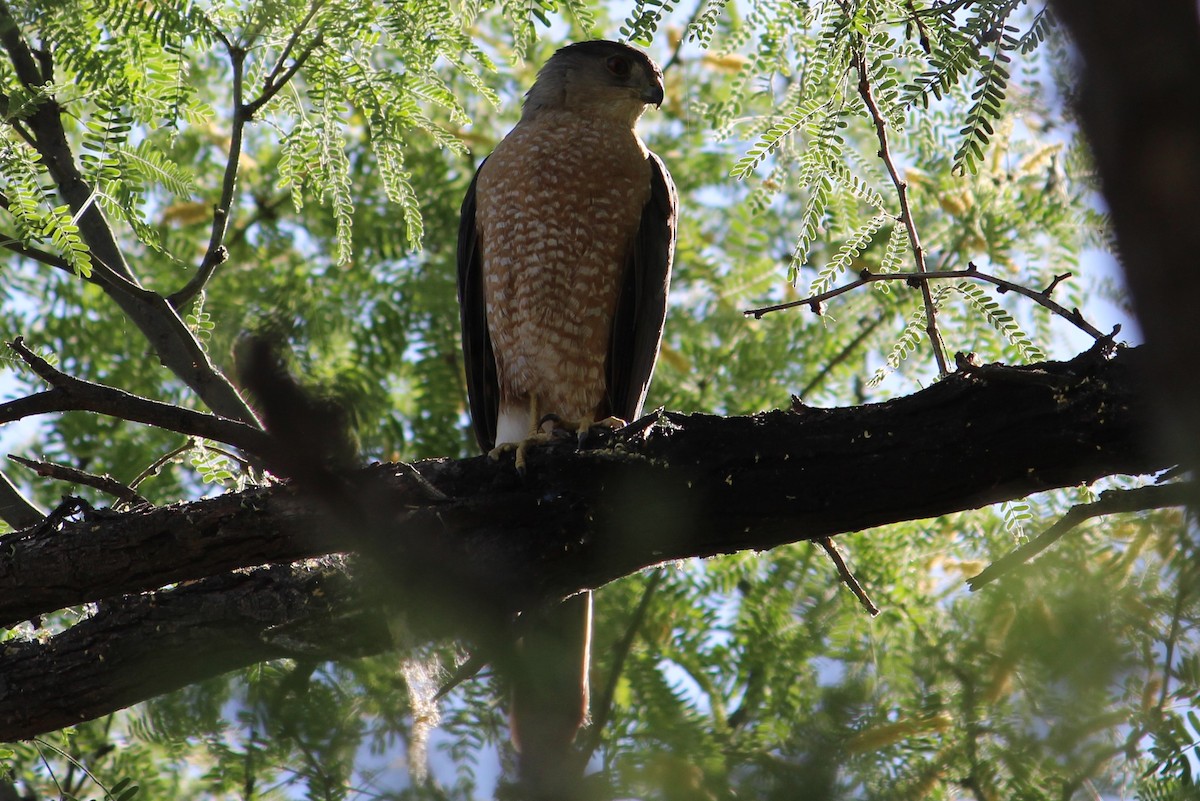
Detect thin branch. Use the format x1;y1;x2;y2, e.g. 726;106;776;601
1158;557;1188;712
128;438;196;491
170;11;323;310
745;264;1108;340
661;0;704;74
967;482;1195;589
1;228;155;300
168;43;247;310
818;537;880;616
8;454;149;507
0;468;44;529
2;338;277;459
0;233;73;272
579;568;665;764
905;0;933;53
433;652;489;702
243;0;325;118
851;41;949;376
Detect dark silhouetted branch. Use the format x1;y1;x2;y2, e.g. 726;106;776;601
0;344;1177;740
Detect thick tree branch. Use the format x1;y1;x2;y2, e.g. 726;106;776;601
0;560;384;741
0;344;1177;740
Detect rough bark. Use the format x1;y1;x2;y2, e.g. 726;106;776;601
0;344;1175;741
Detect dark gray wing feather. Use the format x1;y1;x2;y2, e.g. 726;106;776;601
457;162;499;452
606;151;678;422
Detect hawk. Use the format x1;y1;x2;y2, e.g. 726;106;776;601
456;40;677;796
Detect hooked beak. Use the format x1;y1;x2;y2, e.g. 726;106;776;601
641;82;665;107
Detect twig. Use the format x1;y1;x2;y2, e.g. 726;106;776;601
170;11;324;310
433;651;489;702
0;232;74;272
0;468;44;529
8;454;149;507
580;567;665;763
394;461;450;502
818;537;880;616
2;338;277;460
243;2;326;117
168;42;246;310
852;42;949;376
1042;271;1072;296
1158;557;1188;712
967;482;1196;589
660;0;704;73
745;264;1108;340
128;438;196;491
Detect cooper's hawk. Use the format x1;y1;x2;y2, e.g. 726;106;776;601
456;40;677;796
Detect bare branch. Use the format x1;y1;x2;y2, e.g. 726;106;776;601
745;265;1108;341
818;537;880;616
8;454;149;507
967;482;1195;589
1;338;275;458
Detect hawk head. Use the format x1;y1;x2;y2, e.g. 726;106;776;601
523;40;666;123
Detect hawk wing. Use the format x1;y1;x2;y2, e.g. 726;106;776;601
456;162;499;452
605;152;678;423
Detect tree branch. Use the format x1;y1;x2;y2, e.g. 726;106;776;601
170;3;325;310
0;2;261;428
0;344;1177;740
7;454;149;507
0;560;385;741
851;40;948;375
746;262;1107;342
966;482;1193;589
0;338;275;465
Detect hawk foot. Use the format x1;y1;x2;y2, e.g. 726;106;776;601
488;415;630;473
487;433;553;474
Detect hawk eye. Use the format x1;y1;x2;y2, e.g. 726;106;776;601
606;56;633;78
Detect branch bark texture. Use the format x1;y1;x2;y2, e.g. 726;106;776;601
0;345;1173;741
